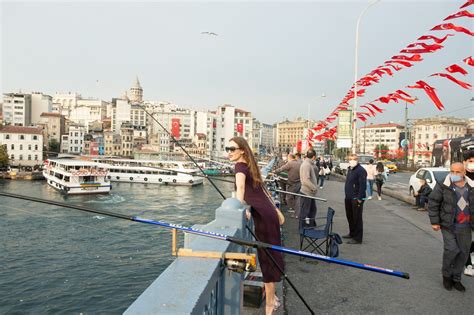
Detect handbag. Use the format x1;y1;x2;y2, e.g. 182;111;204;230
375;173;384;182
262;184;285;225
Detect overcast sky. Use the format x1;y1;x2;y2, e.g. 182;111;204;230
1;0;473;126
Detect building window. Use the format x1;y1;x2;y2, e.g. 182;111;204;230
19;154;23;160
20;135;25;140
28;144;31;150
28;155;31;160
5;134;10;140
35;145;38;150
11;154;14;160
11;144;14;150
33;135;38;140
35;155;38;160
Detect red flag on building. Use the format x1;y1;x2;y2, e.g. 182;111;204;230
236;123;243;134
171;118;181;138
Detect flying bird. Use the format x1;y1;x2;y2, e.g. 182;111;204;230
201;31;218;36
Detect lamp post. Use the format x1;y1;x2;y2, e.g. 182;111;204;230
352;0;381;154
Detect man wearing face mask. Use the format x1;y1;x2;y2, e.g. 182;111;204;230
428;162;474;291
343;154;367;244
463;150;474;277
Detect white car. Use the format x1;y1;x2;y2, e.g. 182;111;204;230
408;167;450;196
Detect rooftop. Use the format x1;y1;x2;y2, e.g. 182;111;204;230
361;123;403;129
0;125;43;135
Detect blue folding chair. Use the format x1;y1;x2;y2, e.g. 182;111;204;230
299;207;335;257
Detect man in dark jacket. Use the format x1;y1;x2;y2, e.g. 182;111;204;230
463;150;474;276
428;162;474;292
343;154;367;244
274;153;301;212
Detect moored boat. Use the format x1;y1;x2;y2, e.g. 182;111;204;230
43;159;111;194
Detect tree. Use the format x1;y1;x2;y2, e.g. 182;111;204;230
0;145;9;167
49;139;60;153
374;144;390;159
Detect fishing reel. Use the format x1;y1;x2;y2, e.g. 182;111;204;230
225;256;257;273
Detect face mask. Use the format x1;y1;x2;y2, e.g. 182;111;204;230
467;163;474;172
450;174;462;183
349;160;358;168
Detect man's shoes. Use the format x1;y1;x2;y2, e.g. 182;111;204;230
453;281;466;292
347;239;362;244
464;265;474;277
443;277;453;291
342;234;352;239
378;196;382;200
319;186;323;189
367;196;372;200
412;205;419;209
417;208;426;211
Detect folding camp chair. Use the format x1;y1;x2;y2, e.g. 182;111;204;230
299;207;335;257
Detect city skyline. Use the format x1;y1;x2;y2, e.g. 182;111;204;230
2;1;473;126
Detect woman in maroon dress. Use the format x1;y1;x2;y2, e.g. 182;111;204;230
227;136;284;314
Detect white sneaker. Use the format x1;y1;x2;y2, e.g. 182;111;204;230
367;196;372;200
464;265;474;276
378;196;382;200
320;186;323;189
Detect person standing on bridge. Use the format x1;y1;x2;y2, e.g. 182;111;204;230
343;154;367;244
273;153;301;215
299;149;318;227
463;150;474;277
228;137;283;313
429;162;474;292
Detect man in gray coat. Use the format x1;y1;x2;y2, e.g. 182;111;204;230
274;153;301;212
299;149;318;226
429;162;474;292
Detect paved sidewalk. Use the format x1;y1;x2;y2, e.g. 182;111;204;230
281;177;474;314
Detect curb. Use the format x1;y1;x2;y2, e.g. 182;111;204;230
331;173;415;205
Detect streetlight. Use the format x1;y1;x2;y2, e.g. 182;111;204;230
352;0;381;154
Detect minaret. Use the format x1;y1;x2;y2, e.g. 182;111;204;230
129;76;143;102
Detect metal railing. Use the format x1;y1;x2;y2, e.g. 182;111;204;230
125;198;249;315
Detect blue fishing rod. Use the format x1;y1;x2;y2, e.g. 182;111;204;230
0;191;409;280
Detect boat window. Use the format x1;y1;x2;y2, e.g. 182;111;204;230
64;176;70;182
49;171;54;176
55;173;63;180
153;171;158;175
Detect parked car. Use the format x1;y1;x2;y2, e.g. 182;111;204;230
408;167;450;196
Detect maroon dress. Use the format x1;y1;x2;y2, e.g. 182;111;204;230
235;162;284;283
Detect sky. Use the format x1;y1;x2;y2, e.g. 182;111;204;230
1;0;473;126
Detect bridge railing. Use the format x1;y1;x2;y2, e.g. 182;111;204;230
124;198;249;315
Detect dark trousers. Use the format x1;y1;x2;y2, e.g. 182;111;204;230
375;181;383;196
300;192;317;227
415;195;428;208
465;242;474;267
286;182;301;210
441;227;472;282
344;199;364;242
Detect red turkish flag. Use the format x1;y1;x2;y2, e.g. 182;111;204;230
464;56;474;66
236;123;243;134
407;81;445;110
417;34;453;44
444;10;474;21
460;0;474;9
430;73;472;89
385;60;413;68
431;23;474;36
391;54;423;62
171;118;181;138
369;103;384;113
446;64;468;75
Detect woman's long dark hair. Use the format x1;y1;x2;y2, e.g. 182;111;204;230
230;136;263;188
376;162;384;173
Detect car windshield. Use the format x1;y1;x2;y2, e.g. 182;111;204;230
433;171;449;183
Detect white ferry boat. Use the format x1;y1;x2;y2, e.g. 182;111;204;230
91;158;204;186
43;159;111;195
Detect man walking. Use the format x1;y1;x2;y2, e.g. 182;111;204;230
429;162;474;291
274;153;301;213
299;149;318;226
343;154;367;244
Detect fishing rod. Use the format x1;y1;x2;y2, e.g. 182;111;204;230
0;191;410;280
137;104;316;313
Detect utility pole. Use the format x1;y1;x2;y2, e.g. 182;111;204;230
363;122;366;154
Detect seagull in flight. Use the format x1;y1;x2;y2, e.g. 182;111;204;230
201;31;218;36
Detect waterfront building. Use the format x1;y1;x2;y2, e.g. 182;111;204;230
104;131;122;156
53;92;80;116
411;116;468;165
0;125;43;166
275;118;312;153
252;119;274;155
30;92;53;124
2;92;32;126
213;104;252;157
67;122;86;154
356;123;404;156
69;98;108;132
120;123;134;157
38;112;66;150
